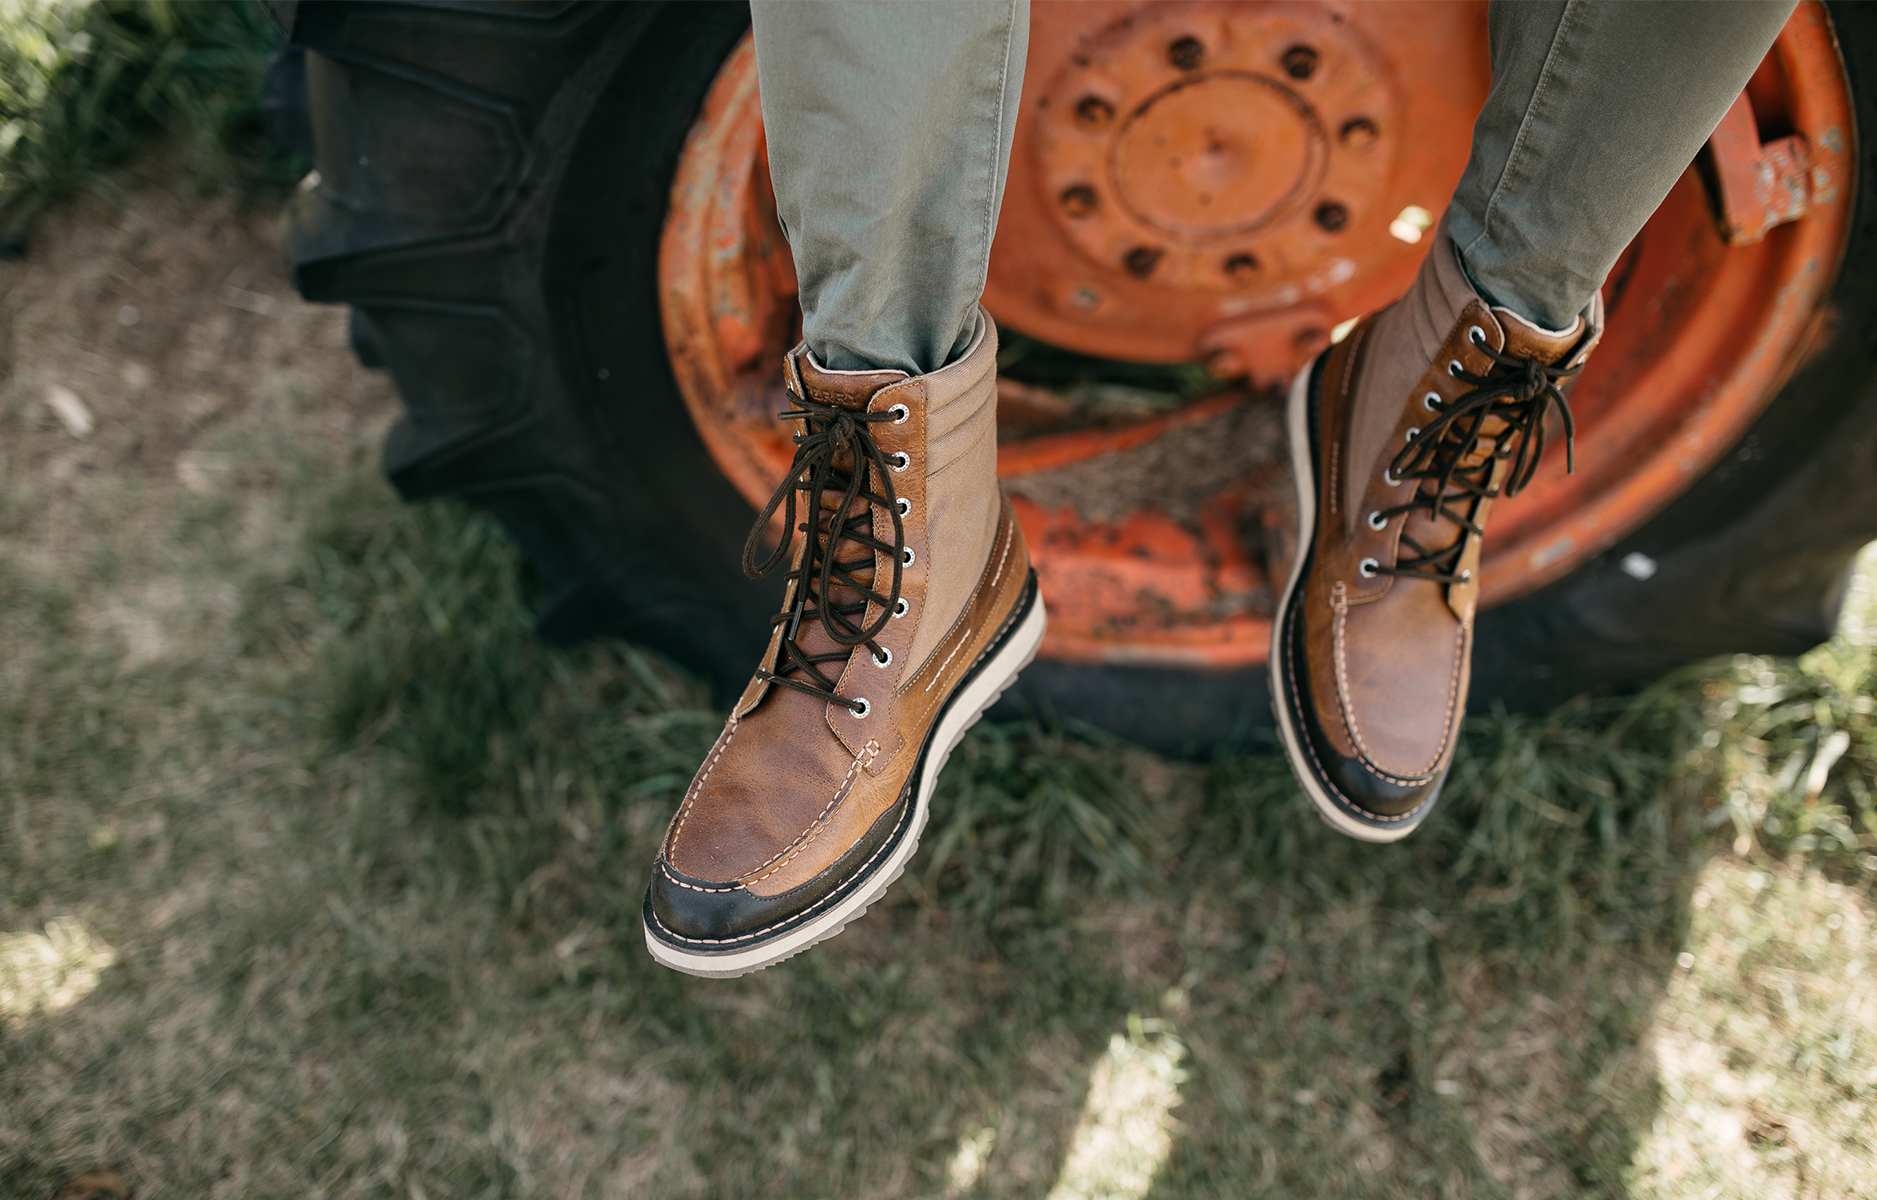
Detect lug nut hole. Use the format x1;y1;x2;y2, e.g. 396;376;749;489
1282;44;1319;79
1339;116;1378;148
1168;36;1204;71
1124;246;1163;279
1224;253;1260;283
1314;201;1349;233
1074;95;1114;128
1059;184;1098;218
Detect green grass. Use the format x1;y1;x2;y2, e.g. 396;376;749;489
0;0;300;232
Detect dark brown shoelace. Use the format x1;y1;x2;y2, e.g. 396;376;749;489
1372;337;1582;585
741;388;906;711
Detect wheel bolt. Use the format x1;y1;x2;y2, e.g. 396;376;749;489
1124;246;1163;279
1060;184;1098;218
1224;253;1260;284
1168;36;1205;71
1074;95;1114;129
1314;201;1349;232
1339;117;1379;149
1282;44;1319;80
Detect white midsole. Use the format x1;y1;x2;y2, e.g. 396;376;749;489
1269;362;1418;845
646;592;1049;974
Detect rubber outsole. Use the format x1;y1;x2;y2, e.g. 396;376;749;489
1268;361;1433;845
644;578;1047;977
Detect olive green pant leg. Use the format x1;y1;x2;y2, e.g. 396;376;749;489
750;0;1029;375
1451;0;1795;329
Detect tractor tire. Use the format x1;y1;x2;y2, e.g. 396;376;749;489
271;0;1877;753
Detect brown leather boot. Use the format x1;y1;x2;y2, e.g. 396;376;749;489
1271;220;1601;842
643;311;1044;975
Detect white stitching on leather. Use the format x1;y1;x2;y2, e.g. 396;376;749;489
1282;602;1427;825
667;716;738;856
1434;622;1467;774
743;740;879;884
986;519;1012;590
922;520;1013;694
1331;591;1439;788
657;861;740;893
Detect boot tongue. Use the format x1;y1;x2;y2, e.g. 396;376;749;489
1454;306;1586;475
1494;306;1585;364
775;346;903;675
1407;306;1590;591
1342;219;1481;527
790;344;899;605
792;348;907;411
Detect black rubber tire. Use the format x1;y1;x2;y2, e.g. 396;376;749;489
275;1;1877;752
279;0;776;694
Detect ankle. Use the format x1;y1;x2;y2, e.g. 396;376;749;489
1453;243;1589;335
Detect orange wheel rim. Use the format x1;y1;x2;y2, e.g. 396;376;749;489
660;1;1855;671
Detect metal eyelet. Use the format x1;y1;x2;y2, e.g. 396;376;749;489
889;452;910;471
888;403;910;424
1467;325;1487;346
1367;511;1387;531
1358;558;1380;579
873;647;893;667
892;598;910;618
901;547;916;567
1447;359;1464;378
849;698;871;718
1459;569;1473;583
1405;427;1420;442
896;497;912;517
1423;391;1441;412
1383;468;1401;486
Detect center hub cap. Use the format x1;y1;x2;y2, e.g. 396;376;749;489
1031;1;1399;301
1112;73;1327;238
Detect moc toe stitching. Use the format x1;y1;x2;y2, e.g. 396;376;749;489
655;862;741;894
1330;604;1441;787
742;740;878;884
1329;608;1464;787
1285;600;1433;825
665;716;739;858
647;791;915;946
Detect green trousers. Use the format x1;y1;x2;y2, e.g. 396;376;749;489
752;0;1794;371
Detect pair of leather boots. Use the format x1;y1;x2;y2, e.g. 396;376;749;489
643;222;1600;976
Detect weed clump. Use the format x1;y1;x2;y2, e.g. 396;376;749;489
0;0;301;234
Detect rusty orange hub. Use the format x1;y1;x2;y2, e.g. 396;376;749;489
660;1;1854;671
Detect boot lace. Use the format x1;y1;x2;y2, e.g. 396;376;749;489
741;388;906;711
1371;337;1581;585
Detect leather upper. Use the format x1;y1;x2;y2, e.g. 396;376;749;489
648;312;1028;946
1292;226;1601;818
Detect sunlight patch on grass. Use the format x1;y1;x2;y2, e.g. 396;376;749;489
1046;1015;1186;1200
0;917;116;1024
944;1124;997;1196
1629;857;1877;1199
1698;543;1877;866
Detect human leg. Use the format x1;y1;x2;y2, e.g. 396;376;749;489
1271;2;1792;841
750;0;1028;374
644;2;1043;976
1452;0;1797;330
